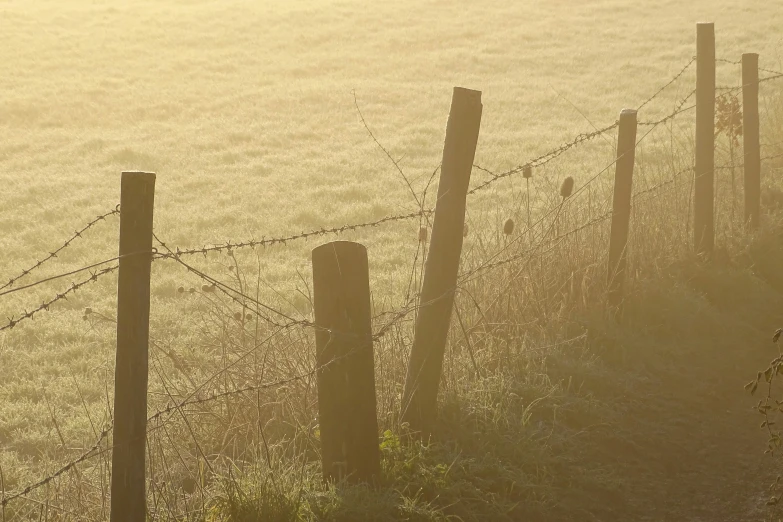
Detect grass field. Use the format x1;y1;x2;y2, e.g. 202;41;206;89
2;0;783;520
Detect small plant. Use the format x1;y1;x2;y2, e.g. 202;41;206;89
747;327;783;512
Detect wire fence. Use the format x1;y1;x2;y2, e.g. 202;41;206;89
2;51;783;513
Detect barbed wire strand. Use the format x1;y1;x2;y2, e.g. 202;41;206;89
0;265;119;333
0;206;120;292
637;56;696;111
0;285;427;507
166;209;431;259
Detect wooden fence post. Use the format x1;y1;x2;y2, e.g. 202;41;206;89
110;171;156;522
694;22;716;255
607;109;638;312
312;240;380;483
742;52;761;229
400;87;482;436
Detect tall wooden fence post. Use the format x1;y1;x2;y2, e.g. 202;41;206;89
110;171;156;522
401;87;482;436
742;52;761;229
312;240;380;483
694;22;716;255
607;109;638;312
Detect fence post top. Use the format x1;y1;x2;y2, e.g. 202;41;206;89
452;87;482;103
742;52;759;59
121;171;156;180
312;240;367;257
696;21;714;27
620;108;638;117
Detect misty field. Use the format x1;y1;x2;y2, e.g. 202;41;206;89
2;0;783;520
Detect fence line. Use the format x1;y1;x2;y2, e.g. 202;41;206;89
3;36;783;514
0;281;427;507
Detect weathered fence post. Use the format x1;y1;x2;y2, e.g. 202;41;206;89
607;109;638;312
401;87;482;436
694;22;716;255
110;171;156;522
312;240;380;483
742;52;761;229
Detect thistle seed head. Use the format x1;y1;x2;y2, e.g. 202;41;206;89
560;176;575;198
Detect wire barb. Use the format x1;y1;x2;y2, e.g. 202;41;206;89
0;206;119;292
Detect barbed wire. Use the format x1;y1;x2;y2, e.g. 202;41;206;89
164;209;431;259
0;265;119;333
0;282;424;508
0;425;112;507
0;255;133;299
463;101;685;281
637;56;696;111
469;121;620;195
761;73;783;84
638;101;696;127
717;71;783;94
154;235;314;330
0;206;119;292
148;297;422;418
470;56;700;194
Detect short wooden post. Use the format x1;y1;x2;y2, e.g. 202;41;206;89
110;172;156;522
400;87;482;435
694;22;716;255
312;241;380;483
607;109;638;311
742;52;761;229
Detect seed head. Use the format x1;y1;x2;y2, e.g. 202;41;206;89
201;284;211;292
234;312;242;320
177;286;185;294
246;313;253;321
84;307;93;316
522;164;532;179
189;288;196;294
228;266;235;272
419;226;428;243
503;219;515;235
560;176;575;199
